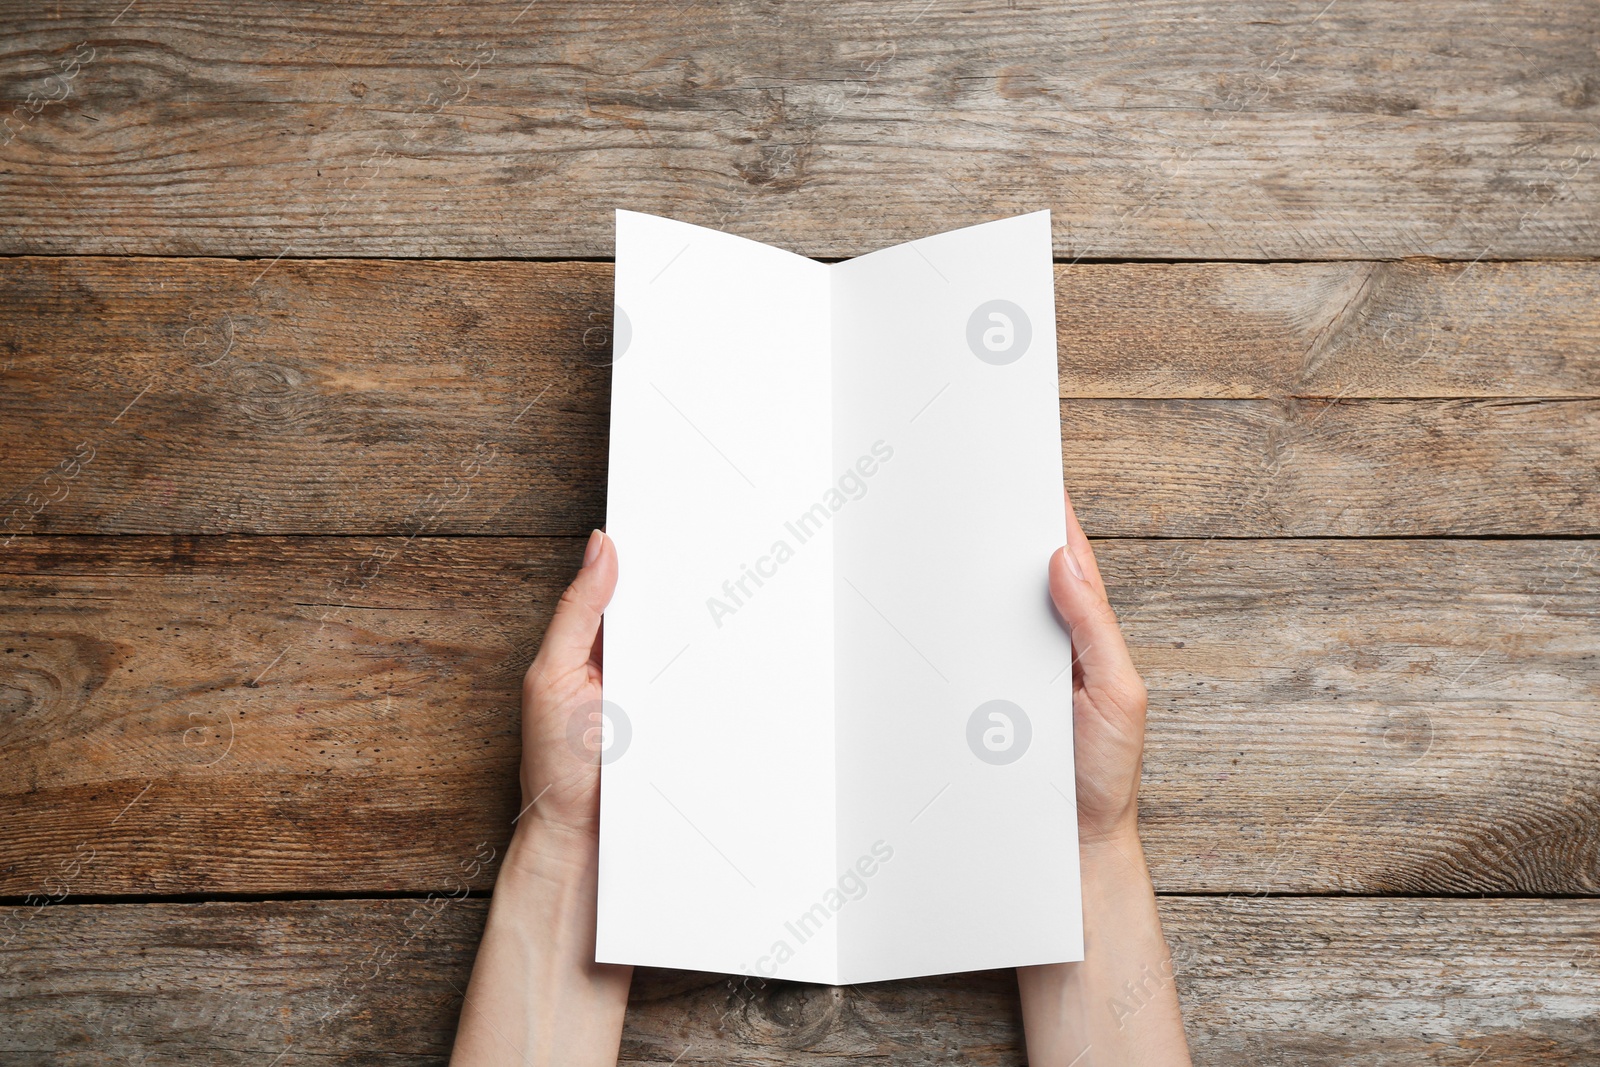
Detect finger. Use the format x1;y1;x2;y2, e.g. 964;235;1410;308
1048;547;1136;686
1062;488;1106;588
1049;506;1142;706
530;530;618;688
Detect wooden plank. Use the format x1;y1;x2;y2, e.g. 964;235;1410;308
2;1;1598;259
1064;396;1600;536
4;257;1596;537
2;897;1595;1064
0;535;564;899
6;257;1597;400
1;536;1595;898
1056;260;1600;399
0;256;612;540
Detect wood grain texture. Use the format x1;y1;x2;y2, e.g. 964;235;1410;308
3;897;1596;1065
2;1;1598;259
2;1;1596;1061
1055;259;1600;399
2;536;1594;898
1064;396;1600;536
3;257;1597;538
5;256;1597;399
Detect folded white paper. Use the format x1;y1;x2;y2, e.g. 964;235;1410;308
596;209;1082;985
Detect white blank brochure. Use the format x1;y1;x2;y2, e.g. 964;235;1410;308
598;208;1082;985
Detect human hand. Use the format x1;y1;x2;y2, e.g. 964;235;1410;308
450;529;631;1067
1047;491;1149;847
1016;495;1191;1067
516;528;618;852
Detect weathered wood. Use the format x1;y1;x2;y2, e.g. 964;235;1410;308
3;257;1596;537
2;896;1596;1064
3;1;1595;1057
2;1;1598;259
2;536;1595;898
5;257;1597;400
1056;259;1600;399
0;256;612;540
1064;396;1600;536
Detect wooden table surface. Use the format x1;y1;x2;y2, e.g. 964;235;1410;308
2;1;1597;1063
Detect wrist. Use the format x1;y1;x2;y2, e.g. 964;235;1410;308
1079;820;1146;877
502;813;598;890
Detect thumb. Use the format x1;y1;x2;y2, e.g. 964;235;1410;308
1048;500;1144;709
530;529;618;687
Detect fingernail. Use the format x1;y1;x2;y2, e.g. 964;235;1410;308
583;529;604;567
1063;546;1086;582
